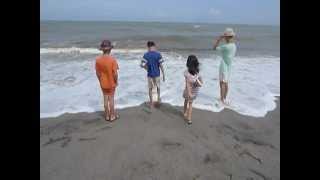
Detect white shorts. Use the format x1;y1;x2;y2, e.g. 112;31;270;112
148;77;160;89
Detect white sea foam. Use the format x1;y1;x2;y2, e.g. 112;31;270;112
40;50;280;118
40;47;146;54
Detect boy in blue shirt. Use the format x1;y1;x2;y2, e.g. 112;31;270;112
140;41;165;108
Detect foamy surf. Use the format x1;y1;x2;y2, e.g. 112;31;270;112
40;47;146;54
40;50;279;118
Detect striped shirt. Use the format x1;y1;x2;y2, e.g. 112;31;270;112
183;70;201;100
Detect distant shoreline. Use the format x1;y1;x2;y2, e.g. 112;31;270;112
40;19;280;27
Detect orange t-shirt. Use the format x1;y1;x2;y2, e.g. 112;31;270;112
95;55;119;89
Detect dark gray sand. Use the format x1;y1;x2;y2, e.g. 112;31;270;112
41;99;280;180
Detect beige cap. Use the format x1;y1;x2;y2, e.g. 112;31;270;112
223;28;235;37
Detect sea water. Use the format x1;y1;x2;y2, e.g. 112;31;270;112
40;21;280;118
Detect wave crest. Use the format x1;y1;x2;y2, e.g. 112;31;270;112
40;47;147;54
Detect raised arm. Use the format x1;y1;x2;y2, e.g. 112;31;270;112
213;36;224;50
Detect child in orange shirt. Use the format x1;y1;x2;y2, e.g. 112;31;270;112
95;40;119;121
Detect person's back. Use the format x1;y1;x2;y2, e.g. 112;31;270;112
143;50;163;77
140;41;165;108
184;70;202;99
183;55;203;124
95;55;118;90
95;39;119;122
217;42;237;66
213;27;237;105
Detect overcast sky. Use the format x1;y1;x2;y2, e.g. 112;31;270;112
41;0;279;25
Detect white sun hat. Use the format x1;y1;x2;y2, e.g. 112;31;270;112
223;28;235;37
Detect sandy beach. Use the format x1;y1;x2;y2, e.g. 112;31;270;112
40;99;280;180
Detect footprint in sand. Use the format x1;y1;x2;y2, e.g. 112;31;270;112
159;139;183;151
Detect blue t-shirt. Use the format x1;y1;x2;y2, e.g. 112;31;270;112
142;51;164;77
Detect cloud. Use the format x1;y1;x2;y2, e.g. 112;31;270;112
208;8;221;16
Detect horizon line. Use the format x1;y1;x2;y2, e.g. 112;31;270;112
40;19;280;27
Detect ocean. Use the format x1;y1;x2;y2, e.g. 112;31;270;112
40;20;280;118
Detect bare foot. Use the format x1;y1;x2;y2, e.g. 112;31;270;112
220;99;228;106
186;114;192;124
149;102;154;108
110;114;120;122
222;99;231;106
105;112;110;121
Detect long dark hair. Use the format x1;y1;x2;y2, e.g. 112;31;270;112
186;55;199;75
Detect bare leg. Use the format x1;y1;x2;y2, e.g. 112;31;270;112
103;95;110;120
109;95;116;120
224;83;229;100
183;99;188;117
157;87;161;103
187;101;193;122
220;81;225;103
148;88;153;108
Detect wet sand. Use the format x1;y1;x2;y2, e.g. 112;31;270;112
40;99;280;180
